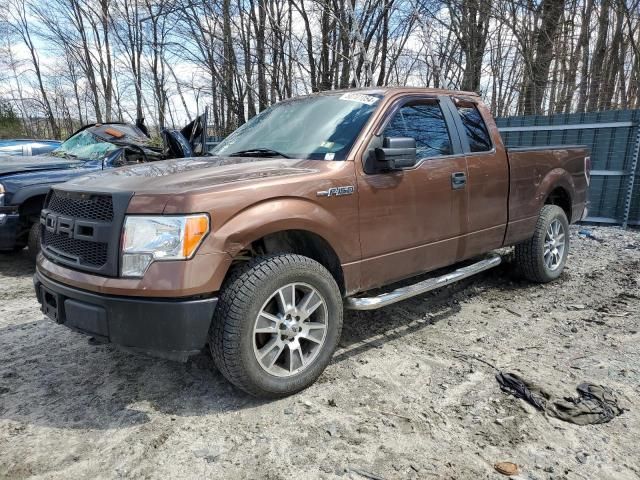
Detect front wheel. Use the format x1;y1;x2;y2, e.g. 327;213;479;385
28;222;41;261
209;254;343;398
514;204;570;283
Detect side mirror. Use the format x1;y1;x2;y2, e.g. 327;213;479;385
375;137;417;171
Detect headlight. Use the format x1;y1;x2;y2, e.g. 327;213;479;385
0;184;5;206
121;214;209;277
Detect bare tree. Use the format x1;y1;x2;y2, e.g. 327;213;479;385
4;0;60;137
2;0;640;139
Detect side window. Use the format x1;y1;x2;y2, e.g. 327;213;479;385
384;102;452;159
456;104;492;152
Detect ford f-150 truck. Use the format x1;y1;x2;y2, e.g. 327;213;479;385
33;88;590;398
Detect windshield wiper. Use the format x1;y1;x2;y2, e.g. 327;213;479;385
228;148;290;158
51;151;78;159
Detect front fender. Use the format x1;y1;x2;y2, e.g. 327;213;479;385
4;165;100;206
10;184;52;206
205;197;359;263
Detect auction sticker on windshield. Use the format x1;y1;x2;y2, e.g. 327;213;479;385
339;92;379;105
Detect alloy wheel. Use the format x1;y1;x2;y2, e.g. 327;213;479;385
252;282;328;377
544;219;566;270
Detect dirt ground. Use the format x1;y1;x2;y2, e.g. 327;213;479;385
0;225;639;480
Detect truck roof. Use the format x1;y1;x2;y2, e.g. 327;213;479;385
306;86;480;98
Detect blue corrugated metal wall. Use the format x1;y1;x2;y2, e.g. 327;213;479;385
496;110;640;226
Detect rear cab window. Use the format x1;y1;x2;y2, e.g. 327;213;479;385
454;101;492;152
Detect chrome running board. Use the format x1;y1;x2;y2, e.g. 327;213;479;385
344;254;502;311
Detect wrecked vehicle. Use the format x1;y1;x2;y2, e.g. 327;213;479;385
0;115;207;258
33;88;590;398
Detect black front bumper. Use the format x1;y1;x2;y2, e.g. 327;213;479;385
34;271;218;361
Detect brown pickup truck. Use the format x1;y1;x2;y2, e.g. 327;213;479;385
34;88;590;397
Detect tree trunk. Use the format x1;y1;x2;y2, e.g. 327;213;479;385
522;0;566;114
586;0;611;112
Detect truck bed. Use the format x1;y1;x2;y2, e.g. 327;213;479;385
504;145;589;246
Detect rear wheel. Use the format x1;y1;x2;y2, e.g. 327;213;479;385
28;222;41;261
514;204;569;283
209;254;343;398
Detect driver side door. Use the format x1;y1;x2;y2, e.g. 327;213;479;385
356;96;469;290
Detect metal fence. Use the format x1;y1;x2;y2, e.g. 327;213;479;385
496;110;640;227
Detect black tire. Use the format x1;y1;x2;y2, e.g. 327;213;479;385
514;204;570;283
209;254;343;398
27;222;41;261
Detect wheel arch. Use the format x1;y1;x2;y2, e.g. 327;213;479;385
537;169;574;223
11;184;51;206
208;197;359;295
250;229;346;295
18;193;47;221
544;185;572;222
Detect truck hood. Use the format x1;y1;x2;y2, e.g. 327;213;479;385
62;156;320;194
0;154;84;176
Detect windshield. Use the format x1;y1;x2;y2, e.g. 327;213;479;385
51;130;119;160
211;92;382;160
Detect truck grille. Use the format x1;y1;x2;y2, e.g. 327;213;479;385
47;190;114;221
43;230;108;267
40;189;131;276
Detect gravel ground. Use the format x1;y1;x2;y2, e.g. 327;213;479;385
0;226;639;480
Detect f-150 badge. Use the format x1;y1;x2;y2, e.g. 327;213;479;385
317;186;355;197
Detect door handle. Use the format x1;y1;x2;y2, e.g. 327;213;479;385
451;172;466;190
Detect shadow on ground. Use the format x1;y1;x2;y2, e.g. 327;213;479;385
0;260;531;432
0;249;34;277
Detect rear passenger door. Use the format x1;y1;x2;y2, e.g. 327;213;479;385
448;98;509;256
357;96;470;289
